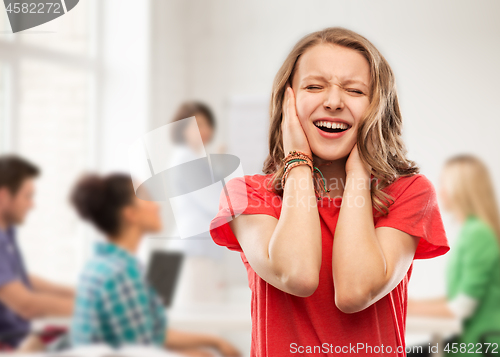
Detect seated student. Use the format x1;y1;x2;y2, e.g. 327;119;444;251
69;173;241;357
0;155;74;350
407;155;500;356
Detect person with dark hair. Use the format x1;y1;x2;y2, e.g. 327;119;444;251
0;154;74;350
170;101;217;147
69;172;241;357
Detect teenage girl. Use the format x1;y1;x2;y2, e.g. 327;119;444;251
407;155;500;357
209;26;450;357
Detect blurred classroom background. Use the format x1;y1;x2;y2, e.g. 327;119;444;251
0;0;499;355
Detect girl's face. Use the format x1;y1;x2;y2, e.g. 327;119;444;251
124;195;163;234
291;43;371;161
184;113;214;148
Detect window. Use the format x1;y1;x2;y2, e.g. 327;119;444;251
0;1;98;284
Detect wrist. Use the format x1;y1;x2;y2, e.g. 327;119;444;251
286;164;313;183
346;168;371;181
344;171;372;196
288;163;312;173
282;151;313;188
283;148;311;158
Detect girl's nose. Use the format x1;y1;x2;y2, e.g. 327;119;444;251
323;85;345;111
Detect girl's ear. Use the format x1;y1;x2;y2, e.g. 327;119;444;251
0;187;8;201
0;187;13;208
121;204;137;225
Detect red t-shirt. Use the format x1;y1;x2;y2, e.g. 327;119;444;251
209;173;450;357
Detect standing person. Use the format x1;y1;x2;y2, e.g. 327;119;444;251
0;154;74;350
209;27;450;357
69;173;241;357
407;155;500;356
168;101;228;306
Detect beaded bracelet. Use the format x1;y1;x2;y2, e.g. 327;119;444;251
281;151;315;192
282;160;312;191
284;158;313;173
281;150;330;200
282;151;312;166
282;150;312;165
312;166;330;200
281;151;313;188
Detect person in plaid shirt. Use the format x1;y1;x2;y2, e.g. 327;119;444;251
69;173;241;357
70;241;166;347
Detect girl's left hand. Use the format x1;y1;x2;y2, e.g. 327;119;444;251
345;143;371;177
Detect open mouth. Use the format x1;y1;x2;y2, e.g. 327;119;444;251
313;121;351;133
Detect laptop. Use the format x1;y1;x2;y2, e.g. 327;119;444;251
146;250;185;308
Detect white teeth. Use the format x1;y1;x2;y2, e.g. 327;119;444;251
314;121;349;130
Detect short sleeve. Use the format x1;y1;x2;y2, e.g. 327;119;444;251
457;223;500;300
374;175;450;260
0;240;18;288
209;175;280;253
446;292;479;320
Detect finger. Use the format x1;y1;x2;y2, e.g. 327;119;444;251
288;88;306;133
285;89;291;124
281;87;289;114
283;87;290;119
288;87;298;120
281;87;290;130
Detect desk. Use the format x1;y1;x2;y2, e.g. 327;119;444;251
36;307;458;357
166;303;251;331
33;302;252;332
4;345;187;357
406;316;462;357
32;303;252;357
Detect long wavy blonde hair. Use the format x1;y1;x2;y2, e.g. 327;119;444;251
442;154;500;246
263;26;419;216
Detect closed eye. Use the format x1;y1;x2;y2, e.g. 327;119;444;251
305;85;322;90
306;85;364;95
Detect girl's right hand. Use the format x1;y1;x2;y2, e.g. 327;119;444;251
281;85;312;158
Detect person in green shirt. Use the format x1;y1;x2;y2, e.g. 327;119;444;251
407;154;500;356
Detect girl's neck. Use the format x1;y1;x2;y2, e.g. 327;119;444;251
109;226;143;255
312;154;347;197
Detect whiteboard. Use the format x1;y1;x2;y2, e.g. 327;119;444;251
226;93;271;176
